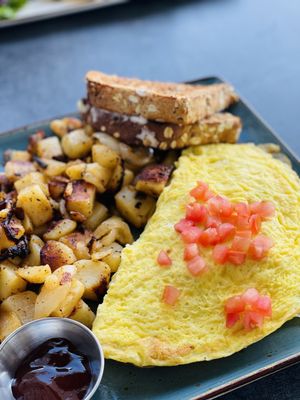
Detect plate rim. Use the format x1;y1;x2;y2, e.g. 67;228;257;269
1;76;300;400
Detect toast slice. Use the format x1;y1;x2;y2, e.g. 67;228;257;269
80;102;242;149
86;71;238;124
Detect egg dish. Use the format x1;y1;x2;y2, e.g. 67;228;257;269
93;143;300;366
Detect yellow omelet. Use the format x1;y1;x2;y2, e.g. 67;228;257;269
93;143;300;366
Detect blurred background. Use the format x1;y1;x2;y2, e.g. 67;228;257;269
0;1;300;399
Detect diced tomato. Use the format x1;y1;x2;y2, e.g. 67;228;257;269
157;250;172;267
225;295;245;314
243;311;264;331
242;288;259;305
174;218;194;233
250;201;275;219
236;215;250;230
181;226;203;243
198;227;220;246
162;285;180;305
203;189;216;201
205;215;221;229
218;223;236;242
231;234;251;252
187;255;207;276
234;202;250;217
226;250;246;265
207;195;233;218
184;243;199;261
190;181;209;201
226;313;240;328
213;244;229;264
248;235;274;260
249;214;262;235
256;295;272;317
186;202;207;223
225;288;272;330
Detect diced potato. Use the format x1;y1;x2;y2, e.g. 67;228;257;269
60;231;92;260
36;136;63;159
123;169;134;186
43;219;77;241
40;240;76;271
74;260;111;301
42;159;67;177
17;184;53;226
1;216;25;243
92;242;123;273
22;235;44;266
107;160;124;192
61;129;92;159
83;163;112;193
64;180;95;218
48;176;69;200
4;150;31;162
34;265;76;319
27;130;45;155
0;225;15;250
17;265;51;284
5;161;36;182
115;185;156;228
65;163;85;180
14;172;48;195
0;262;27;301
22;213;34;234
68;300;95;328
0;310;21;342
92;144;120;169
50;118;83;138
51;278;84;318
93;216;133;245
1;291;37;324
84;202;109;231
135;164;172;197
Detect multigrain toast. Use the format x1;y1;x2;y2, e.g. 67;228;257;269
81;103;242;149
86;71;239;124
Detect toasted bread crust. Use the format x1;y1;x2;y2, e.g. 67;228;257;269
82;104;242;149
86;71;238;124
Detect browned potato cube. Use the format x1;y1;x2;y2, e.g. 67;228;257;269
59;231;92;260
14;171;48;196
36;137;63;159
40;240;76;271
0;262;27;301
93;216;133;245
115;186;156;228
17;265;51;284
135;164;173;197
16;184;53;226
92;144;120;169
22;235;44;267
61;129;92;159
1;291;37;324
48;176;69;200
84;202;108;231
51;278;84;318
4;150;31;162
107;160;124;192
68;300;95;328
0;309;21;342
43;219;77;241
5;161;36;182
64;180;95;219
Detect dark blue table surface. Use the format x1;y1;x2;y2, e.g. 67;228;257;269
1;0;300;398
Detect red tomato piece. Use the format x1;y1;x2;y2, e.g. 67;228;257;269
225;295;245;314
186;202;207;223
205;215;221;229
190;181;209;201
242;288;259;305
213;244;229;264
207;195;233;217
226;250;246;265
250;201;275;219
235;230;252;239
218;223;236;241
243;311;264;330
187;255;207;276
184;243;199;261
248;235;274;260
174;218;194;233
231;235;251;252
162;285;180;305
236;215;251;230
226;313;240;328
181;226;203;243
157;250;172;267
249;214;262;235
198;227;220;246
256;295;272;317
234;202;250;217
203;189;216;201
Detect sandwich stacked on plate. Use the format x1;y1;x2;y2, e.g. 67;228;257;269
81;71;242;150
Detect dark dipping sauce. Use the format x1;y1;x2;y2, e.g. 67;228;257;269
11;338;92;400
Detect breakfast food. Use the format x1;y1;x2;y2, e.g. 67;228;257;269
82;71;242;149
0;116;177;341
93;144;300;366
